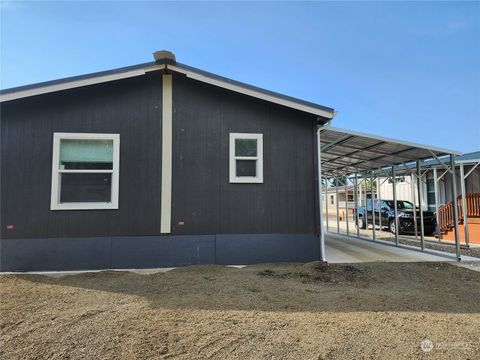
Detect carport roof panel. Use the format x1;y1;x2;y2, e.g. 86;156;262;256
319;126;461;177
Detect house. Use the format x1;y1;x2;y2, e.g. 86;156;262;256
1;51;469;271
378;152;479;209
322;185;370;219
0;51;335;271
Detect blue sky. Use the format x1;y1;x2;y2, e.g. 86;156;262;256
1;1;479;152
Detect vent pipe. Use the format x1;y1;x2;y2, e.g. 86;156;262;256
153;50;176;63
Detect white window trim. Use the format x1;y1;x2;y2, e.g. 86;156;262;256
229;133;263;184
50;132;120;210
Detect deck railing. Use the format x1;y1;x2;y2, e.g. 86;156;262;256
439;193;480;231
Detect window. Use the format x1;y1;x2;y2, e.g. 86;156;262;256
426;177;436;207
50;133;120;210
330;195;334;205
229;133;263;183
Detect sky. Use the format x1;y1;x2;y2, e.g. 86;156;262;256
1;1;479;153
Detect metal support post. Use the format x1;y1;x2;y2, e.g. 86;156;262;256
335;180;340;233
411;173;418;239
392;166;399;246
364;175;369;234
459;164;469;246
371;172;376;241
433;168;441;241
377;176;382;231
417;161;425;251
316;129;326;261
450;154;461;260
345;178;350;236
354;173;360;238
325;178;329;232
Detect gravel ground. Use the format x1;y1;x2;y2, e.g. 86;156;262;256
380;236;480;258
1;261;480;359
328;219;480;258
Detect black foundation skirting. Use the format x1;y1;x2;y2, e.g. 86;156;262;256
0;234;320;272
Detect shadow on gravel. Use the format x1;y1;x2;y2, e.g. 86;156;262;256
13;261;480;313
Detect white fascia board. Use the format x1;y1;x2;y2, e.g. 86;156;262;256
0;65;166;102
320;125;462;156
166;64;334;119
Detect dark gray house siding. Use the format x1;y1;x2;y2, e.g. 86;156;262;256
1;71;321;271
171;75;318;235
1;72;163;240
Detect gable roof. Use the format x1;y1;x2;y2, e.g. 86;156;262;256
0;58;335;121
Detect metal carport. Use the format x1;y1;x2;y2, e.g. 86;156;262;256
316;126;463;261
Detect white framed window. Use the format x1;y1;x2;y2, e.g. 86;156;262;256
50;133;120;210
229;133;263;183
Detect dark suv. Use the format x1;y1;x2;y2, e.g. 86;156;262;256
356;199;436;235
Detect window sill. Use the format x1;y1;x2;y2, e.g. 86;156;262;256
50;202;118;211
229;177;264;184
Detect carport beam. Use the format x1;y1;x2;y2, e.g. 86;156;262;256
392;166;399;246
416;161;425;251
450;154;461;260
459;164;470;247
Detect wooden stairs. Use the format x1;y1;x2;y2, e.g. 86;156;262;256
438;193;480;244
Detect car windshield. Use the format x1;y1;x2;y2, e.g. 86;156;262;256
385;200;414;210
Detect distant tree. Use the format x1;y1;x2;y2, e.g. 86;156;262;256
363;178;377;192
330;176;348;187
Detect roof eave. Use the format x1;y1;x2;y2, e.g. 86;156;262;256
0;61;335;120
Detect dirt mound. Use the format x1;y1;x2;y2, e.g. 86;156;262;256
256;261;367;284
300;260;329;273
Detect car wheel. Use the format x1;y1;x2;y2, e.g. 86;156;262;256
389;219;396;234
358;217;366;229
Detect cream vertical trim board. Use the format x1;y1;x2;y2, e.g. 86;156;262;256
161;74;173;233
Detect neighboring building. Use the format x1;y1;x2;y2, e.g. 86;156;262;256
378;152;480;210
1;51;335;271
322;152;479;242
321;185;372;220
378;152;480;242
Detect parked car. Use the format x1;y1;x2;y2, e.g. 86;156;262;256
356;199;436;236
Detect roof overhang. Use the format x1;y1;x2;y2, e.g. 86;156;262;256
319;126;462;178
0;61;335;121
